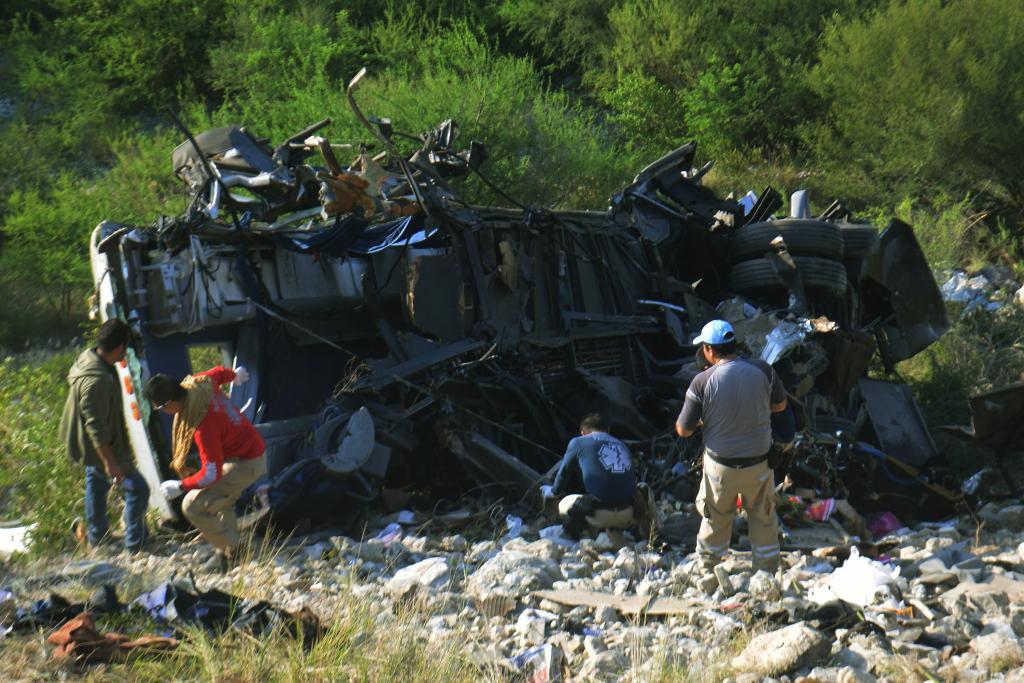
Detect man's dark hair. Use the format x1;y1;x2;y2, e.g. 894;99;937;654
144;374;187;407
579;413;609;434
704;340;737;356
96;319;132;353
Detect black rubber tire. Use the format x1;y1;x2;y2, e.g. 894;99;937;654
730;219;844;263
838;223;880;258
729;256;848;297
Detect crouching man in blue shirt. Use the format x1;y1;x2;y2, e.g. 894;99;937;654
544;414;653;539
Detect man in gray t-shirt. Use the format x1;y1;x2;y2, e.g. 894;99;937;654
675;319;788;580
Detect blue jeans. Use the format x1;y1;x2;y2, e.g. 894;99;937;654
85;465;149;550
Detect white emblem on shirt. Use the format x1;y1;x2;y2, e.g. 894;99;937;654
598;442;630;473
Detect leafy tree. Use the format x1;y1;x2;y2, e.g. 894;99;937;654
593;0;882;155
599;70;687;155
0;129;183;322
36;0;226;112
498;0;616;75
679;58;777;157
209;2;366;113
807;0;1024;214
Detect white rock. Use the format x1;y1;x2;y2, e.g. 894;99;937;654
354;541;385;563
524;539;564;561
384;557;450;600
515;609;554;643
748;570;781;601
970;631;1024;672
594;606;619;625
577;649;628;682
731;622;830;676
594;532;620;552
468;550;562;599
804;666;878;682
584;635;608;656
467;540;498;564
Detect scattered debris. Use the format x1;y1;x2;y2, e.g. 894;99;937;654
530;589;695;618
135;577;323;645
808;547;902;609
5;495;1024;679
511;642;563;683
941;270;1003;314
0;522;34;561
47;612;178;662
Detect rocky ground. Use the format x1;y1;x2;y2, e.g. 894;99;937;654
5;499;1024;682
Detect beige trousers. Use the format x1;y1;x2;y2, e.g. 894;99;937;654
182;454;267;552
558;494;636;529
695;454;780;572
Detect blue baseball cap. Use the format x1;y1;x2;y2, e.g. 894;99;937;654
692;319;735;345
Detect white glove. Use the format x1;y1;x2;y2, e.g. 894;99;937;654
539;484;555;499
231;366;250;386
160;480;184;499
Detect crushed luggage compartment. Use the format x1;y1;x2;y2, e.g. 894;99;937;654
87;68;957;531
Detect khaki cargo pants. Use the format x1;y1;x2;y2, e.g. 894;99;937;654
695;454;780;572
182;454;267;552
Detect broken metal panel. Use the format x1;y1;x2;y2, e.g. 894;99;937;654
447;431;542;496
818;330;876;404
230;324;261;422
942;382;1024;455
404;253;467;342
964;383;1024;450
863;219;949;367
858;378;940;466
359;339;486;390
743;186;784;225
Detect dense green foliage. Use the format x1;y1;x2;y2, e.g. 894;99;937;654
2;1;1024;551
808;0;1024;212
0;350;81;555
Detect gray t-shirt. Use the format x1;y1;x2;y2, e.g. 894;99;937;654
676;358;785;460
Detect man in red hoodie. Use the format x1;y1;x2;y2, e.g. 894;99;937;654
144;366;265;572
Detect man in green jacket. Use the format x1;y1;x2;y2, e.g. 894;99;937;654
59;319;149;552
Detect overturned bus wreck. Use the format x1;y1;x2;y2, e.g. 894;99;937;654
90;71;955;531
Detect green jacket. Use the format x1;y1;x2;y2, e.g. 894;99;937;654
58;348;133;471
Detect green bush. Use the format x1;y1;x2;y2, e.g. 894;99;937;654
599;70;686;157
0;349;80;555
679;57;778;158
582;0;883;155
499;0;616;74
899;304;1024;474
0;129;186;341
208;3;366;131
888;195;1012;272
806;0;1024;212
